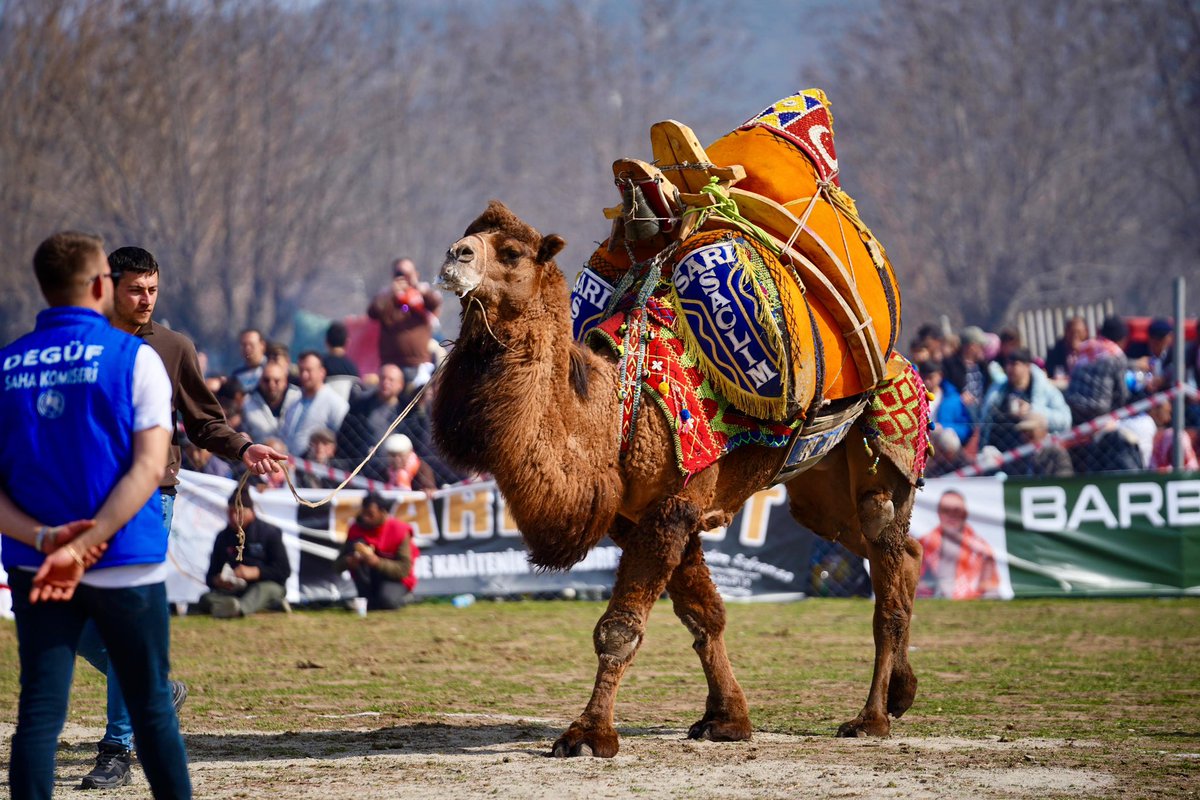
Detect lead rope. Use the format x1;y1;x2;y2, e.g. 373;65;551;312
232;361;444;561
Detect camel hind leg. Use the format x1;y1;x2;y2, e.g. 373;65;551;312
666;534;752;742
785;438;921;736
854;497;921;731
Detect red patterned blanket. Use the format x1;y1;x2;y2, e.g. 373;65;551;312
862;357;932;484
588;297;796;477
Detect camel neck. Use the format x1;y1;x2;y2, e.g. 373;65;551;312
434;285;623;568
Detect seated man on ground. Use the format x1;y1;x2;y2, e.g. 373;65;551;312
201;485;291;618
333;493;418;611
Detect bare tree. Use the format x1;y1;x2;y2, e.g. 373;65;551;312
0;0;740;354
3;0;1190;360
814;0;1198;331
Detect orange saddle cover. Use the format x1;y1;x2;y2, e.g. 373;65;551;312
705;89;901;402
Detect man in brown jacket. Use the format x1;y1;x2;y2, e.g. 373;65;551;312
74;246;285;789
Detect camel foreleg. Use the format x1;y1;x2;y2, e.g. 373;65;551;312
666;534;752;742
550;497;698;758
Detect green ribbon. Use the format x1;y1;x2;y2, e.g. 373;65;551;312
682;177;782;255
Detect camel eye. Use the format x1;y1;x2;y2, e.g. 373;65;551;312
500;246;523;263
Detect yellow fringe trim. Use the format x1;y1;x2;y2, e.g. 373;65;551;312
667;231;791;421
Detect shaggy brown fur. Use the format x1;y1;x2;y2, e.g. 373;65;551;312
433;201;923;756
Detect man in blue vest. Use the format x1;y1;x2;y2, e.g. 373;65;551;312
0;231;191;799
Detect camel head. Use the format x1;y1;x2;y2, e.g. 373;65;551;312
439;200;567;316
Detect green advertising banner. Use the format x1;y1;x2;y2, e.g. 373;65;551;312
1002;473;1200;597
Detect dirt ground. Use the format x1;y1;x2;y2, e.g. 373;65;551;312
2;714;1134;799
4;599;1197;798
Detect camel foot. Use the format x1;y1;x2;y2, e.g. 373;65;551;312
887;664;917;718
687;711;753;742
550;722;619;758
835;714;891;738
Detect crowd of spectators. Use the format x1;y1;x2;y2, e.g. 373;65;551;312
182;257;461;493
908;315;1200;478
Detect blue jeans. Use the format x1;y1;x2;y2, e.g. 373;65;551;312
77;492;175;749
7;571;191;799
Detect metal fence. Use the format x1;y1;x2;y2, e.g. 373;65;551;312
1014;300;1113;362
927;385;1199;479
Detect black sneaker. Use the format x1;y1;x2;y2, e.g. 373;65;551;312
169;679;189;714
79;741;132;789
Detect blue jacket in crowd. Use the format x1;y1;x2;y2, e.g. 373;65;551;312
979;363;1072;450
935;380;974;444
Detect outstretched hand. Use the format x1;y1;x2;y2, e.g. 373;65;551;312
243;443;288;476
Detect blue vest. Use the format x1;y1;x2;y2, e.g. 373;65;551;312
0;306;164;571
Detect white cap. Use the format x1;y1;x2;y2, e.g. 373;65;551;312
384;434;413;455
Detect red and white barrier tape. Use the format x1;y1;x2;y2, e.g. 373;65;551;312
287;455;390;492
952;383;1199;477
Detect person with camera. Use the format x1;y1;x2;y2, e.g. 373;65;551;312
367;257;442;387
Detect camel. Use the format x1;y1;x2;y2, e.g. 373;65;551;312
432;200;924;758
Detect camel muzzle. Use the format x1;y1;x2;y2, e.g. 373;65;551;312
438;236;487;297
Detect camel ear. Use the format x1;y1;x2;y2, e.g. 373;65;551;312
538;234;566;263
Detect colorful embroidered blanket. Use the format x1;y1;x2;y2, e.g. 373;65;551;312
740;89;841;186
586;297;797;476
667;230;792;420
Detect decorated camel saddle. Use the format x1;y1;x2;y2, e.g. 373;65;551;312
571;89;930;484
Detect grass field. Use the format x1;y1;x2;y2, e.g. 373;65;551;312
2;597;1198;798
